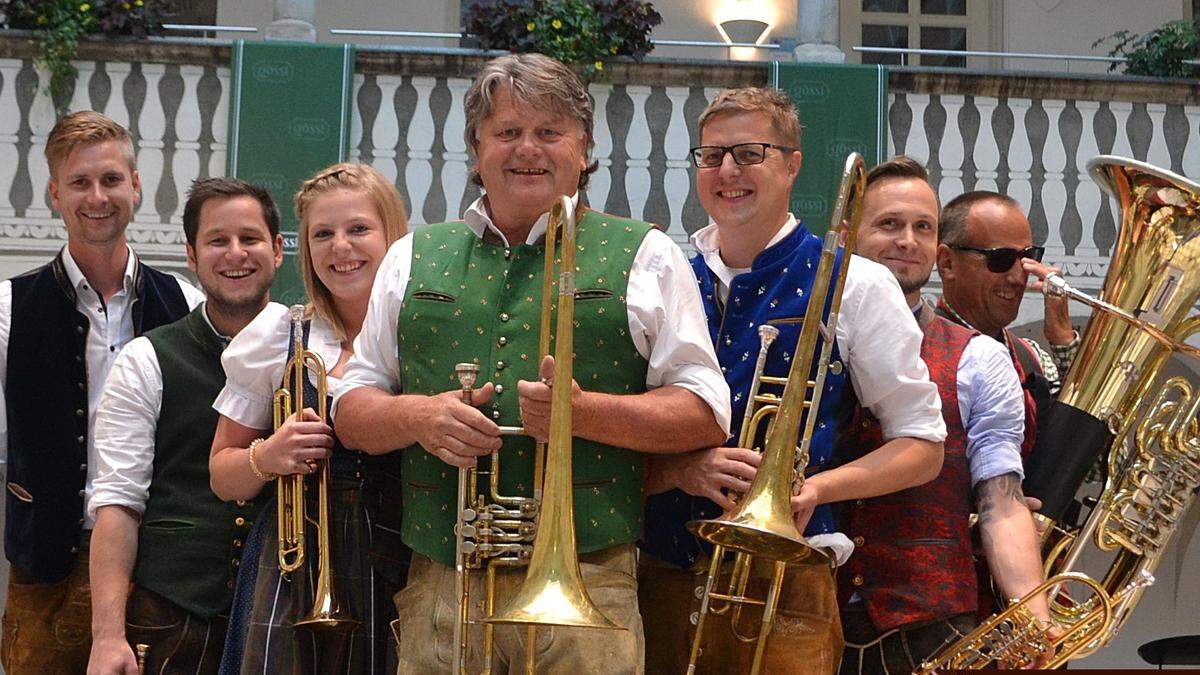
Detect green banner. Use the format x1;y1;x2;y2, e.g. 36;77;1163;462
228;40;355;304
772;62;888;234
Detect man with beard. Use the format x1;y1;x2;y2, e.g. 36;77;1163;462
0;111;203;674
839;157;1049;674
85;178;284;675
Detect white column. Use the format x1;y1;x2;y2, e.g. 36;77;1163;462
793;0;845;63
266;0;316;42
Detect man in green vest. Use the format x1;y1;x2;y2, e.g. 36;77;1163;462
85;178;284;675
334;53;731;674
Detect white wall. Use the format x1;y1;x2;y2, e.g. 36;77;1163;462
1001;0;1188;73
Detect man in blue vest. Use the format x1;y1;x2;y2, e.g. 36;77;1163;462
640;88;946;674
86;178;283;675
334;53;731;674
0;111;203;674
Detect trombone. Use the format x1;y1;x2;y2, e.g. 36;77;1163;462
686;153;867;675
272;304;358;632
451;197;621;675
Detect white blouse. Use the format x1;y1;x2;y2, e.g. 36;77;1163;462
214;303;345;430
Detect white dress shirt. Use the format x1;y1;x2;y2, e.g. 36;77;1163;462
332;195;733;436
0;246;204;527
213;303;345;430
691;216;947;444
87;304;227;519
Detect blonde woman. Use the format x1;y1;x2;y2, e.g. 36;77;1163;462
209;163;408;674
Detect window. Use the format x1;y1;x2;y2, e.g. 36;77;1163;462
842;0;994;67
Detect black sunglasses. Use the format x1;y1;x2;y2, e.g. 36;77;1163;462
949;244;1045;273
689;142;798;168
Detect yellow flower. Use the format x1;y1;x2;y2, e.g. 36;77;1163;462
594;60;604;71
526;21;535;31
551;18;562;29
79;2;90;11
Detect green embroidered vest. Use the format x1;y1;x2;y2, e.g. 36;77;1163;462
398;209;652;565
136;308;262;619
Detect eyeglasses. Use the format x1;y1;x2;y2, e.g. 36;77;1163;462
689;143;798;168
949;244;1045;273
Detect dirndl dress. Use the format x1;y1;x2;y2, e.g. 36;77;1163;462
219;321;408;675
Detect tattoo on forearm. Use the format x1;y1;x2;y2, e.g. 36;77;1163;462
975;472;1025;525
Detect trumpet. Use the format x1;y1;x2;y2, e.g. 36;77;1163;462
451;197;621;675
272;304;358;632
686;153;867;675
917;571;1153;672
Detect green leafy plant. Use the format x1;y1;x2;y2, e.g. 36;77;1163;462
464;0;662;81
1095;19;1200;78
1;0;170;104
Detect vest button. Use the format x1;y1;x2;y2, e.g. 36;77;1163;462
853;536;865;547
499;313;510;322
498;336;508;346
852;574;864;586
495;385;504;394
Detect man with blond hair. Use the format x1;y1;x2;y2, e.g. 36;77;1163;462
640;88;946;673
0;110;202;673
334;53;730;673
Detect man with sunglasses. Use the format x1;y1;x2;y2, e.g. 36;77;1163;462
936;191;1078;462
638;87;946;674
840;157;1051;674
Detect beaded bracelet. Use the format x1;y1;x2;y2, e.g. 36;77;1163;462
247;438;276;482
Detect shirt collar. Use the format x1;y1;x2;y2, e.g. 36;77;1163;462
691;214;799;290
60;244;137;294
463;193;580;247
199;302;232;346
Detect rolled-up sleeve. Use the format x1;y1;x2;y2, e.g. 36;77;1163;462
88;338;163;519
332;234;414;417
626;229;731;436
840;256;946;443
959;335;1025;486
213;302;290;430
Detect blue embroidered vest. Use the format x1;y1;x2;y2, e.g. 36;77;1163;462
642;223;850;569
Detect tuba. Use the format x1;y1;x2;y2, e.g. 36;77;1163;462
685;153;866;675
272;304;358;632
451;196;621;675
1020;157;1200;646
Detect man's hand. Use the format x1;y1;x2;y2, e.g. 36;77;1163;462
255;408;333;476
517;355;583;443
413;384;502;468
87;636;139;675
1022;259;1076;346
790;481;822;533
654;447;761;510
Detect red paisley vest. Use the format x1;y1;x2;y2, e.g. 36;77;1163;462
837;309;977;631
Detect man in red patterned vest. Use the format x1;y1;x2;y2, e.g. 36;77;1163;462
836;157;1051;674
